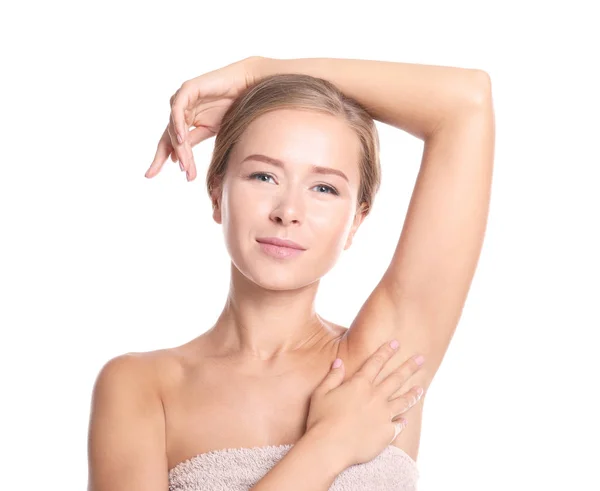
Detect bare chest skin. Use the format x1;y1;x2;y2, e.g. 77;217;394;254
160;326;346;472
158;322;424;472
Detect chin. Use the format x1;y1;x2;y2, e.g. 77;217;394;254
228;242;342;291
244;265;316;291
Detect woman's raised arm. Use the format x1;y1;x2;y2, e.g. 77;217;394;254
250;56;488;140
246;56;494;409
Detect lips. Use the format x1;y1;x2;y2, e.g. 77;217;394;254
256;237;306;250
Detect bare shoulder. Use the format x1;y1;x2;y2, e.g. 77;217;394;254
91;351;165;410
123;347;184;383
87;350;175;491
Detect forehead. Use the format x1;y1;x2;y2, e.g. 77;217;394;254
233;109;361;182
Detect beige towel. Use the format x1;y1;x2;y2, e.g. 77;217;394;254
169;444;419;490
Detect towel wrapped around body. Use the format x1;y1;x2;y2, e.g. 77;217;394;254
168;443;419;490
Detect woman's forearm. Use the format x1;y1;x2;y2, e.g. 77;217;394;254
251;56;488;140
250;429;347;490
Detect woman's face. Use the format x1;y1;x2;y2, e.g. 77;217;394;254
214;109;366;291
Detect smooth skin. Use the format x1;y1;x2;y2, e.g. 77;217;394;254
306;340;425;467
250;340;424;491
88;56;494;490
88;337;423;491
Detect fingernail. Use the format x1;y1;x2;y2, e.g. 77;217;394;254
414;355;425;366
401;418;408;427
390;340;399;350
177;132;184;145
180;161;184;172
332;358;342;369
417;387;424;398
186;171;191;181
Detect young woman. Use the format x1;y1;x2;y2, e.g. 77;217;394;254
88;56;495;490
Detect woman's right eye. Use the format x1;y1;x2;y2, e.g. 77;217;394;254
249;172;275;183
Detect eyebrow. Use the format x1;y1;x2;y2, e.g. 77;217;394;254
240;154;349;183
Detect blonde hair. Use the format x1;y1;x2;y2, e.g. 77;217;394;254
206;73;381;216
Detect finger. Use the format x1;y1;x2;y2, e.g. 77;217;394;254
169;113;198;177
185;125;217;181
145;126;173;178
182;126;213;182
167;120;187;170
355;339;400;384
170;83;190;145
313;358;345;396
170;150;186;172
169;88;180;109
377;354;425;396
390;420;408;444
188;125;215;146
186;150;196;181
389;386;425;418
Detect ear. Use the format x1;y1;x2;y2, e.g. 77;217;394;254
344;203;368;250
211;186;223;225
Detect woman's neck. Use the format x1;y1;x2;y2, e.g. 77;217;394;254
204;264;334;362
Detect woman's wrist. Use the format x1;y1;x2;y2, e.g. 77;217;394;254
302;425;351;474
244;56;271;88
250;428;348;490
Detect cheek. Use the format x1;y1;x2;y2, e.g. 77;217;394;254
309;204;354;249
221;183;273;255
222;182;257;226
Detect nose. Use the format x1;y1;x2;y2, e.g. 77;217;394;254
269;188;304;226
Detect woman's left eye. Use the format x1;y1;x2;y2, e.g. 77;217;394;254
313;184;338;195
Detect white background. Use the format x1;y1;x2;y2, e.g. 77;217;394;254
1;1;598;490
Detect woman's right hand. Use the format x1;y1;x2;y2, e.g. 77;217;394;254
145;56;263;181
305;339;425;468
